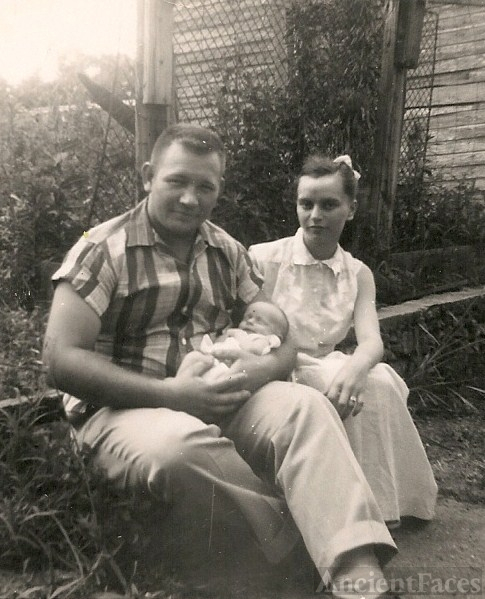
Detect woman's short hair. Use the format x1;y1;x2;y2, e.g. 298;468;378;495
150;123;226;172
297;154;358;201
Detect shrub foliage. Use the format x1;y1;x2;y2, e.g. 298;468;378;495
0;56;135;310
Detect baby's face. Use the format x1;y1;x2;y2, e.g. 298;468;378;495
240;302;285;337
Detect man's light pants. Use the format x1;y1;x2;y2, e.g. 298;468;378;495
74;381;397;574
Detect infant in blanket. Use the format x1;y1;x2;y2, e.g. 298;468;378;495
198;301;289;382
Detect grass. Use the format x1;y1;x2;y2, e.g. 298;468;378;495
385;297;485;415
0;401;192;598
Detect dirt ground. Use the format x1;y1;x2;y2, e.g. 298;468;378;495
0;413;483;599
415;414;485;505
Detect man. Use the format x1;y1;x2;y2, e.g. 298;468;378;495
43;123;396;598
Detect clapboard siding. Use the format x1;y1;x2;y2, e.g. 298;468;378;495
432;121;485;142
415;2;485;188
432;21;485;45
409;67;485;90
427;137;485;155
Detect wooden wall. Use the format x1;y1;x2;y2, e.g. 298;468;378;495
417;2;485;189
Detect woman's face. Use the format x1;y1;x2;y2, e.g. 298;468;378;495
296;173;355;258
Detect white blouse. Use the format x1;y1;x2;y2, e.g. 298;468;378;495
249;228;363;359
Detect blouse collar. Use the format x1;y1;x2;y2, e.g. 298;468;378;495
292;228;343;276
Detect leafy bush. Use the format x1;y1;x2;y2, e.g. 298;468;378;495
393;175;485;252
0;58;136;310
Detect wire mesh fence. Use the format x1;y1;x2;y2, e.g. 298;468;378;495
66;0;438;241
173;1;383;165
73;56;138;228
173;0;289;126
398;9;439;187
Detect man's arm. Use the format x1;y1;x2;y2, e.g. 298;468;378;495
43;282;251;420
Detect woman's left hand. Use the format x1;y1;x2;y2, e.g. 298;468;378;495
325;362;368;419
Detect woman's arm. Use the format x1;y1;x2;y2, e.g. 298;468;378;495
350;263;384;370
325;264;383;418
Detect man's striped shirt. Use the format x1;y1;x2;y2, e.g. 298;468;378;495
52;199;262;415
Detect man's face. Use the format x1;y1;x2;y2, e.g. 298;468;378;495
144;141;223;240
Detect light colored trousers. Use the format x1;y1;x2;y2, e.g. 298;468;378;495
73;381;397;574
294;352;438;524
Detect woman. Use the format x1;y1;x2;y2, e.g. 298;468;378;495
249;154;437;526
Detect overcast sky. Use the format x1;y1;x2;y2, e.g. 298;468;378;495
0;0;136;85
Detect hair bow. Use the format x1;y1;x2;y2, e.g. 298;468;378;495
333;155;361;181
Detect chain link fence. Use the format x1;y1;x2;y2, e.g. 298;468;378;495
173;0;383;158
398;9;439;188
67;0;436;243
173;0;289;126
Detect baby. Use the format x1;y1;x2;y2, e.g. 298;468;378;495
198;301;289;383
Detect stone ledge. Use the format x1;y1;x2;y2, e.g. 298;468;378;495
378;286;485;331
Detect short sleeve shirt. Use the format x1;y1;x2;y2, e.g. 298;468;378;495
249;228;363;359
53;199;262;414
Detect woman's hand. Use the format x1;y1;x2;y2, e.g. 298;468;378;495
325;360;368;420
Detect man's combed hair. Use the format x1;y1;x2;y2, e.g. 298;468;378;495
299;154;358;201
150;123;226;172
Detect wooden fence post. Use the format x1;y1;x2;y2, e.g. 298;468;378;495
367;0;425;261
136;0;175;172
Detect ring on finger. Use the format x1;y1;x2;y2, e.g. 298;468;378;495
349;395;357;405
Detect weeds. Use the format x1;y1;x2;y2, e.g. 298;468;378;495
0;305;50;400
0;398;175;598
384;297;485;414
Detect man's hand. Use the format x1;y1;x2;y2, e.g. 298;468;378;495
211;344;274;393
211;344;261;376
163;351;251;422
